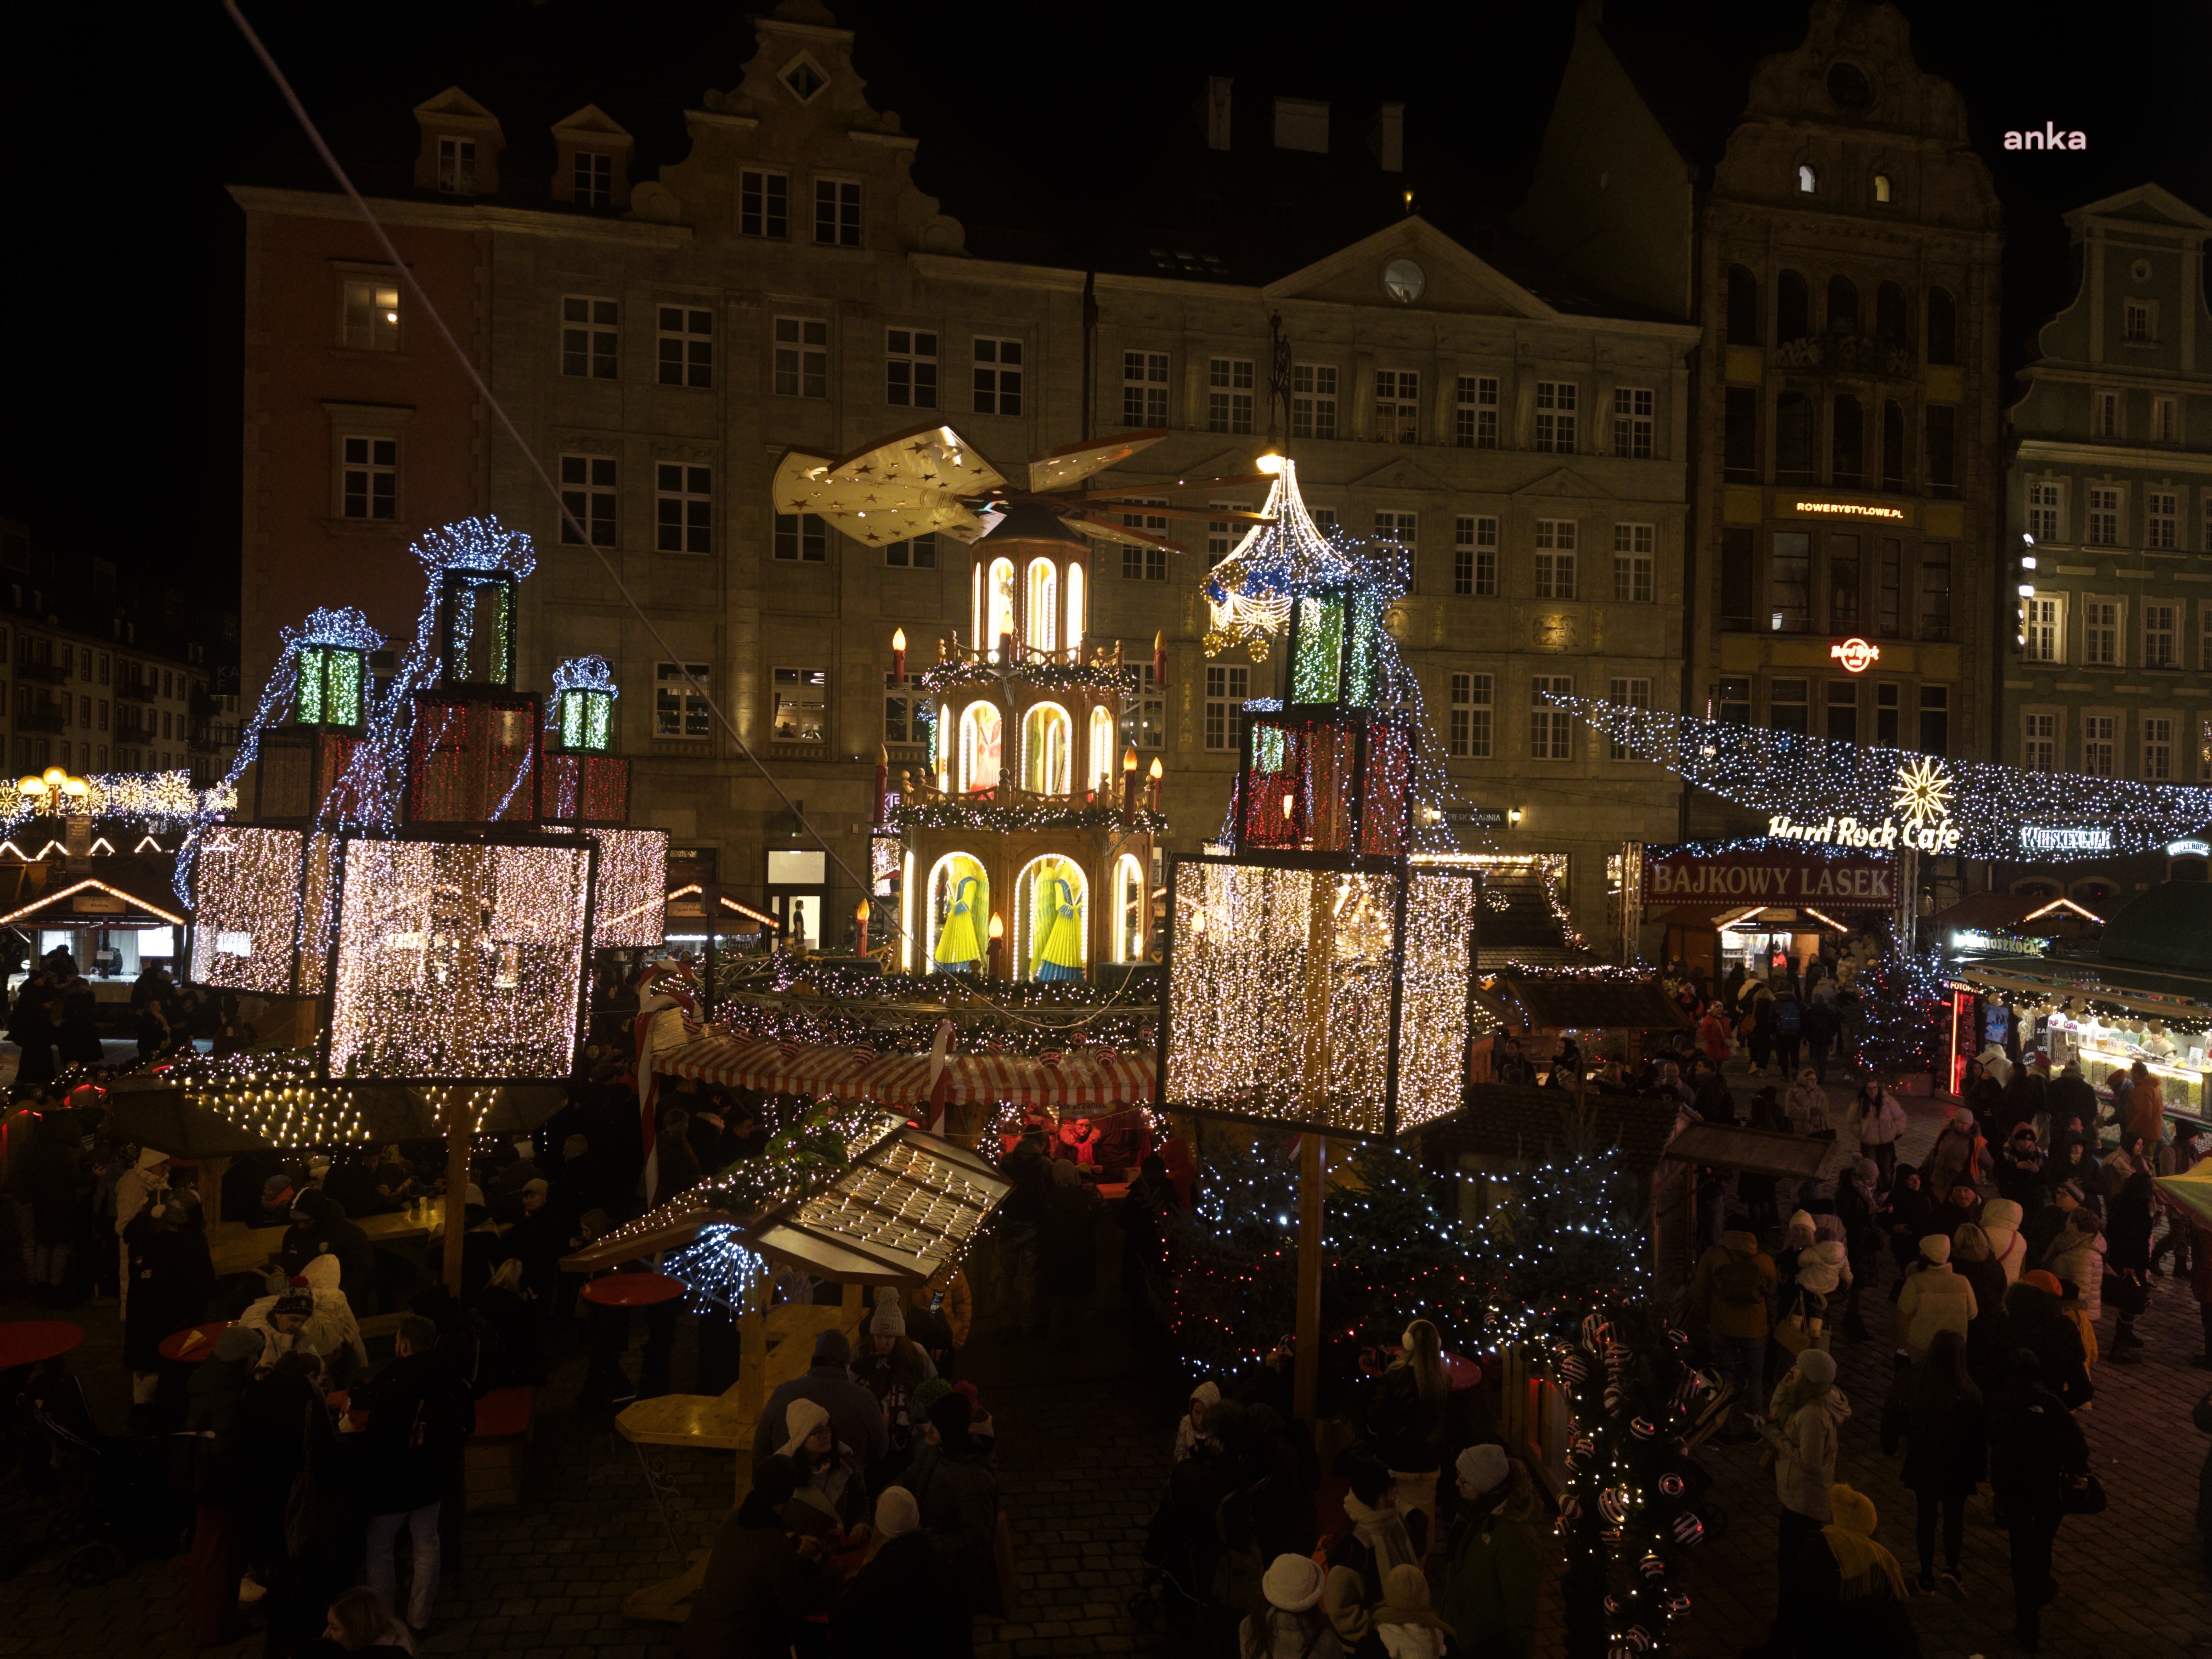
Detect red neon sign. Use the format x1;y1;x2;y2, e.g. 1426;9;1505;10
1830;637;1881;674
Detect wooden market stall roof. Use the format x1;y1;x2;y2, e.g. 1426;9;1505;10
1658;1119;1832;1180
562;1108;1012;1285
1423;1084;1683;1178
1929;891;2102;939
652;1029;1156;1108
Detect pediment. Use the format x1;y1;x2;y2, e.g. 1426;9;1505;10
552;104;634;145
1262;218;1558;321
1347;454;1455;493
1514;467;1613;500
413;86;500;132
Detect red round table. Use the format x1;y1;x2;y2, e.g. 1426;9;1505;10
0;1321;84;1368
583;1272;684;1307
159;1321;235;1363
1443;1352;1483;1391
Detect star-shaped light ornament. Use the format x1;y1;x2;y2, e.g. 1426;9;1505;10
1891;755;1955;830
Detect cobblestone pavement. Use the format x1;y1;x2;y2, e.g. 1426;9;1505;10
4;1082;2210;1656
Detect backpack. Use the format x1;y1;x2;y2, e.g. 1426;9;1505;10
1714;1250;1767;1307
1775;1000;1801;1035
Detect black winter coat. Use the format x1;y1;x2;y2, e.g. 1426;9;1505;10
2106;1170;2155;1272
121;1208;213;1371
1986;1378;2087;1514
1366;1363;1446;1474
828;1531;967;1659
1880;1379;1985;1496
347;1350;476;1514
678;1489;824;1659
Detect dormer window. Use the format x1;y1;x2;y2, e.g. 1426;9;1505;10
439;137;477;194
1797;164;1817;194
573;151;612;209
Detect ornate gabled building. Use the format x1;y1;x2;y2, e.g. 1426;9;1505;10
2001;184;2212;900
228;0;1695;956
1517;0;2004;923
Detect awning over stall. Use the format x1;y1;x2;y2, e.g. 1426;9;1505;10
651;1030;1155;1108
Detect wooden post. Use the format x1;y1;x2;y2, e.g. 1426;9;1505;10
442;1089;469;1296
200;1155;228;1229
1293;868;1338;1425
733;1269;770;1502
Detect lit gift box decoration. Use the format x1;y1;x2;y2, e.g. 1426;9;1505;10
542;654;632;827
323;831;597;1083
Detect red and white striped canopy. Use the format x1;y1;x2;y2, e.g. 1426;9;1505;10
652;1032;1155;1108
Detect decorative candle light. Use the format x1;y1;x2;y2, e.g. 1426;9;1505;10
891;628;908;685
1153;629;1167;687
1121;746;1139;826
1148;755;1164;812
855;898;871;957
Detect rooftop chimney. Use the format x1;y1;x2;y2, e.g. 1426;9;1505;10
1272;96;1330;155
1370;101;1404;172
1207;76;1232;150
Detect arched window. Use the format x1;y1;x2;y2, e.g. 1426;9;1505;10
1087;705;1116;794
1726;264;1760;346
1021;701;1071;795
988;557;1016;652
1827;275;1858;334
1872;173;1893;204
1875;281;1908;349
1831;395;1864;488
1025;558;1057;653
1014;855;1086;981
1797;163;1817;194
958;701;1001;793
926;853;988;974
935;699;954;787
1775;393;1814;484
1064;562;1085;654
1776;270;1809;344
1926;287;1957;365
970;560;983;647
1113;853;1147;963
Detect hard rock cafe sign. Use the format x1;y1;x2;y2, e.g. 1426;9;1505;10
1765;755;1963;853
1829;637;1881;673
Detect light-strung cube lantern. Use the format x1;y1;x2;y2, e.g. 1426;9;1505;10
542;655;630;827
579;826;669;948
321;829;597;1083
1235;709;1414;857
191;825;312;995
1159;851;1480;1138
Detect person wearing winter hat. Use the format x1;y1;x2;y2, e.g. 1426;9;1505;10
1440;1443;1540;1659
112;1144;172;1316
1979;1198;2028;1283
781;1397;868;1538
1775;1210;1818;1303
1773;1480;1913;1653
851;1286;936;1482
1949;1224;2010;1379
678;1454;829;1659
1925;1109;1990;1209
1175;1379;1222;1462
235;1255;368;1378
1758;1348;1850;1593
1240;1555;1341;1659
1322;1455;1419;1651
827;1483;962;1657
1372;1561;1447;1659
1896;1233;1977;1359
1989;1273;2092;1408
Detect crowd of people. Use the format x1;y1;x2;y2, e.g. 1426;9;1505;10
1683;1029;2212;1655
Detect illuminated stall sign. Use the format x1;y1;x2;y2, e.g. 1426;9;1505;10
2021;825;2114;856
1642;846;1897;910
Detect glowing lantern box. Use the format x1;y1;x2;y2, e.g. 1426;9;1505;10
1235;710;1414;856
253;730;360;824
321;830;597;1084
404;692;543;824
191;825;314;995
580;826;669;949
1159;852;1480;1138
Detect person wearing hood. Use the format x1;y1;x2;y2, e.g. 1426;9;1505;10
112;1143;171;1314
777;1396;870;1541
2042;1205;2106;1327
1896;1235;1977;1360
350;1314;474;1637
1846;1080;1908;1191
122;1177;212;1421
1991;1272;2092;1408
1239;1554;1344;1659
1322;1455;1420;1652
1757;1348;1850;1593
1772;1482;1918;1658
1796;1234;1851;1313
1775;1210;1818;1296
1174;1380;1222;1462
1988;1347;2089;1652
1688;1228;1777;1441
828;1486;963;1659
1371;1562;1447;1659
1995;1123;2046;1206
1835;1160;1884;1340
1979;1199;2028;1284
1933;1182;1982;1243
752;1328;890;1472
1949;1224;2009;1379
1880;1328;1983;1599
1785;1070;1830;1139
1438;1443;1540;1659
279;1187;375;1316
1877;1165;1934;1283
678;1454;830;1659
1923;1110;1990;1210
239;1254;369;1379
909;1390;1002;1620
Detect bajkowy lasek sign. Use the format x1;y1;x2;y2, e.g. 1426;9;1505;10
1641;846;1897;909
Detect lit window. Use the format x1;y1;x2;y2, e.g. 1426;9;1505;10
771;667;828;744
2027;479;2063;544
1873;173;1892;204
341;279;400;351
655;662;712;738
1797;163;1816;194
2023;594;2063;663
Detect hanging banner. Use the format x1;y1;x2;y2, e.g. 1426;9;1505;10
1641;845;1897;910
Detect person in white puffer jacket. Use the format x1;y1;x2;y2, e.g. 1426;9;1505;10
1895;1235;1978;1358
1979;1198;2028;1284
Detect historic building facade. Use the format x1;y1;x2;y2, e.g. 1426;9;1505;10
229;3;1694;951
1517;1;2005;928
2001;184;2212;900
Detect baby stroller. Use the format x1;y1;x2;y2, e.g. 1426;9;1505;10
16;1369;176;1585
1132;1455;1254;1645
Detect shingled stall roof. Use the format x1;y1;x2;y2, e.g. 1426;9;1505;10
1423;1084;1681;1178
561;1110;1012;1288
1479;975;1694;1034
1660;1120;1830;1181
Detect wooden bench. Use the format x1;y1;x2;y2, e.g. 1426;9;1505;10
462;1384;535;1513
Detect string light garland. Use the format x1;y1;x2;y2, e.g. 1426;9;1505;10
887;796;1166;836
1555;694;2212;860
911;657;1142;699
579;826;668;949
189;825;313;994
325;834;592;1081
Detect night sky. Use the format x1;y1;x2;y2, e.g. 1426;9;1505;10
4;0;2202;601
